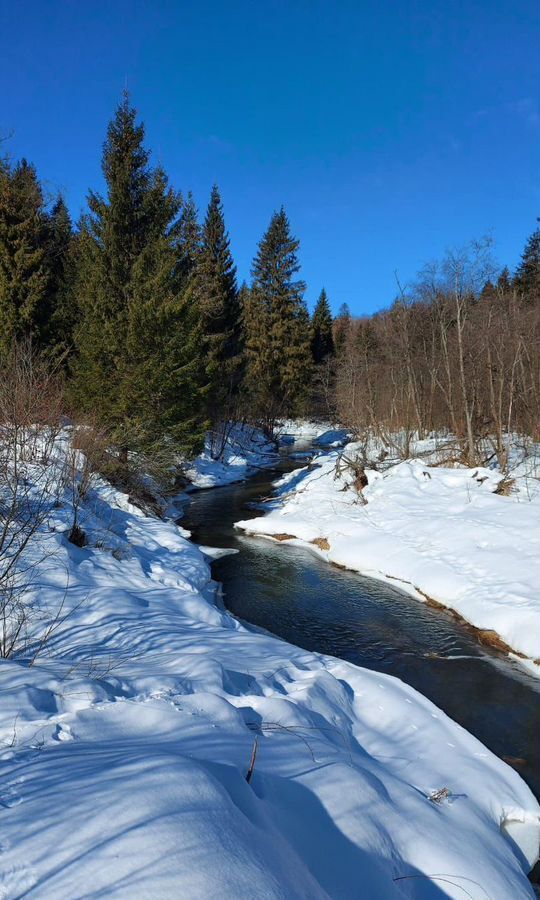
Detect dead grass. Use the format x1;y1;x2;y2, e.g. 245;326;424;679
311;537;330;551
494;477;516;496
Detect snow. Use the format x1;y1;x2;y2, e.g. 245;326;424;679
314;427;352;448
185;423;279;488
0;430;539;897
276;418;336;444
236;442;540;668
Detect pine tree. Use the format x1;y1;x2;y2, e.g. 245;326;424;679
496;266;511;293
311;288;334;363
177;191;201;283
191;185;242;425
0;159;49;357
245;207;311;426
515;226;540;297
71;94;206;456
479;279;497;303
42;197;76;356
242;282;272;420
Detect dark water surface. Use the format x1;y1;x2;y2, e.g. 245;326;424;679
182;450;540;802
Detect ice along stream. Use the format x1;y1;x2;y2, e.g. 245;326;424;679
181;450;540;802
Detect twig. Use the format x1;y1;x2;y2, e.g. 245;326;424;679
245;737;258;783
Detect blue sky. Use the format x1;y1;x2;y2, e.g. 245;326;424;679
1;0;538;314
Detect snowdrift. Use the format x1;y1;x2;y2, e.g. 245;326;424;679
0;431;539;897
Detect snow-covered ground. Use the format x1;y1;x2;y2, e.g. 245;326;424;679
276;418;334;442
0;430;539;897
236;439;540;670
185;423;279;488
276;419;352;448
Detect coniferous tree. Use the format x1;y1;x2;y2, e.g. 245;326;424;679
0;159;49;356
191;185;242;428
177;191;201;283
42;197;76;356
245;207;311;427
71;93;206;456
242;282;272;421
497;266;511;293
311;288;334;363
515;226;540;297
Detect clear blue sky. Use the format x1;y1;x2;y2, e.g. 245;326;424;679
1;0;538;314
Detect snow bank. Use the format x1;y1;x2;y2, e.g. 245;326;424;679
0;432;539;897
276;418;337;443
185;423;279;488
236;444;540;667
314;427;352;448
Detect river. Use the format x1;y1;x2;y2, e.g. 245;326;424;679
181;447;540;804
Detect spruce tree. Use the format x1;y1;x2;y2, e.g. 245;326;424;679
177;191;201;282
496;266;511;293
191;185;242;426
311;288;334;363
246;207;311;426
71;94;206;457
0;159;49;357
515;226;540;297
42;197;76;356
242;282;272;420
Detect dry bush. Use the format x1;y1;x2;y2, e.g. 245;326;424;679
68;417;169;519
97;453;166;517
63;416;112;544
0;340;69;659
494;476;516;496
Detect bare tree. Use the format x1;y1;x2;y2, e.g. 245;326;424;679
333;238;539;466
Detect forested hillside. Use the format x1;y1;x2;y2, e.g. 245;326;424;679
1;93;539;473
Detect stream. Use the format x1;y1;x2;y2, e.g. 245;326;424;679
181;445;540;803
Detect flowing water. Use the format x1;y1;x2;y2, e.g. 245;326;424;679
181;448;540;803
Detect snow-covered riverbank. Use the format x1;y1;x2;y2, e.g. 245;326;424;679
236;440;540;671
184;423;280;488
0;432;539;897
184;420;345;489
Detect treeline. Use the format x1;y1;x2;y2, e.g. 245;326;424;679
0;94;333;461
332;237;540;468
1;93;539;470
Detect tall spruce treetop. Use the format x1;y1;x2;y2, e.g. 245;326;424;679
311;288;334;363
515;226;540;297
81;92;180;312
177;191;201;282
0;158;49;356
191;184;242;417
41;196;74;354
247;207;311;420
497;266;511;293
198;185;237;319
72;93;206;454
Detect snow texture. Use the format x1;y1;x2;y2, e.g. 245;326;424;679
0;431;539;898
236;440;540;668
